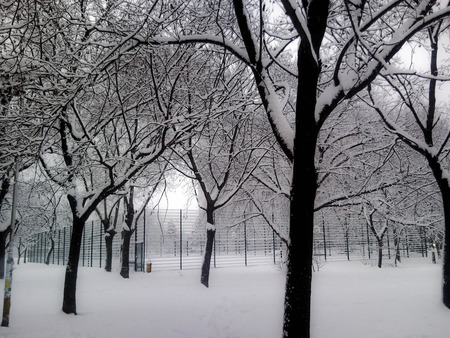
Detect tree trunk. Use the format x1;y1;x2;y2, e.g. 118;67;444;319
16;246;21;265
45;236;55;265
62;216;85;315
368;222;387;269
283;58;319;338
16;238;24;265
281;3;328;335
120;229;133;278
281;1;329;336
104;231;115;272
377;239;383;269
432;173;450;307
0;178;10;275
201;209;215;288
283;142;317;338
441;191;450;308
0;230;8;279
425;155;450;308
121;187;135;279
393;227;401;265
201;228;216;288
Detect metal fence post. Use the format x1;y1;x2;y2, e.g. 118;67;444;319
180;209;182;271
99;223;103;268
244;222;247;267
213;236;216;268
51;233;55;265
82;225;85;267
387;227;391;259
43;233;47;263
90;222;94;267
63;227;66;265
135;220;138;272
57;229;61;265
272;229;276;264
143;209;146;270
39;233;43;263
322;218;327;261
345;229;350;261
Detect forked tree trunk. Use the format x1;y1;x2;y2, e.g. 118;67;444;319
368;221;388;269
282;5;325;335
120;229;133;278
281;1;329;336
100;205;119;272
201;209;215;288
62;216;85;315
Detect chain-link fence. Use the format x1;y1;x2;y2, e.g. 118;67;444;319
24;208;287;271
23;208;436;271
313;212;438;263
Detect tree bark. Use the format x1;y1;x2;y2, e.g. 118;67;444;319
99;206;118;273
120;187;135;278
120;229;133;278
62;216;85;315
439;188;450;308
427;155;450;308
0;177;9;278
201;228;216;288
377;239;383;269
201;209;215;288
45;236;55;265
368;220;387;269
283;38;320;338
0;230;8;279
104;231;115;272
281;2;328;336
393;227;401;265
283;128;317;338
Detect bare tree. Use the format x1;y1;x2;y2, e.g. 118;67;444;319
366;19;450;306
172;103;270;287
34;2;201;314
141;2;450;336
119;161;167;278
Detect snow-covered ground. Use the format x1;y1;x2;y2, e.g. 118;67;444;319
0;258;449;338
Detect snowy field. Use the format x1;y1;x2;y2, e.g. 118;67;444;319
0;258;449;338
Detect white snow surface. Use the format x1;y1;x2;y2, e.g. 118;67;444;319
1;258;449;337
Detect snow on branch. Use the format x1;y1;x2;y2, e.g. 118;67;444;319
243;188;289;245
380;68;450;81
364;86;436;158
143;34;251;66
318;1;450;126
280;0;319;65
